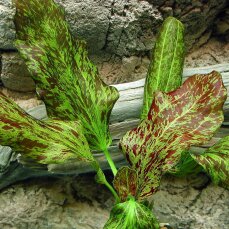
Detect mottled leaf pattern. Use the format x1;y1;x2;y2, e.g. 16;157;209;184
191;136;229;189
14;0;119;151
0;92;93;165
120;71;227;199
113;167;138;202
0;92;112;188
141;17;185;119
104;196;159;229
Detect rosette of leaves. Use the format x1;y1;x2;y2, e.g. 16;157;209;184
14;0;119;152
105;71;227;228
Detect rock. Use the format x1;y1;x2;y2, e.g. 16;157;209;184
215;8;229;41
96;55;150;84
0;0;227;55
0;0;16;50
0;87;41;110
54;0;111;53
120;55;150;82
154;0;228;49
185;38;229;68
55;0;162;56
0;52;36;92
0;175;111;229
0;174;228;229
151;175;229;229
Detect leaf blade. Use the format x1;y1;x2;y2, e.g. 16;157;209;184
113;167;138;202
14;0;119;151
0;92;93;165
191;136;229;189
104;197;159;229
141;17;185;119
121;71;227;199
168;151;204;177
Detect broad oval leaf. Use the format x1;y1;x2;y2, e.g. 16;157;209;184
14;0;119;151
0;92;93;165
113;167;138;202
120;71;227;200
141;17;185;119
104;196;159;229
191;136;229;189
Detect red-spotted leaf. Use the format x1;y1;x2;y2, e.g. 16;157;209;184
14;0;119;151
120;71;227;200
0;92;93;165
0;92;113;189
113;167;138;202
191;136;229;189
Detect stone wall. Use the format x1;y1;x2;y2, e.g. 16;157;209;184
0;0;228;53
0;0;229;229
0;173;228;229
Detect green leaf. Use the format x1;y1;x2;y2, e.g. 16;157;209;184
141;17;185;119
168;151;204;177
113;167;138;202
0;92;113;191
0;92;92;165
120;71;227;200
14;0;119;151
191;136;229;189
104;196;159;229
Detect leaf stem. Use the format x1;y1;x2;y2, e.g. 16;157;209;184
103;148;118;176
104;179;120;204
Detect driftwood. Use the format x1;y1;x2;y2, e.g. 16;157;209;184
0;64;228;190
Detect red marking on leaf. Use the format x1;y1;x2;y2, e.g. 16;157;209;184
50;125;63;131
145;134;151;142
71;129;79;138
1;118;21;128
36;155;48;161
140;130;144;139
2;125;13;130
20;139;47;150
133;144;138;155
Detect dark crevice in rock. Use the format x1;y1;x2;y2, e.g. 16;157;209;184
101;0;115;51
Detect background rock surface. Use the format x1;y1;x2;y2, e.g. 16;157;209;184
0;0;228;53
0;174;228;229
1;52;35;92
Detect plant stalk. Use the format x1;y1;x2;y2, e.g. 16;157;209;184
103;148;118;176
104;180;120;204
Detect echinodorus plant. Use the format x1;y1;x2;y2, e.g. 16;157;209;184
0;1;227;228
